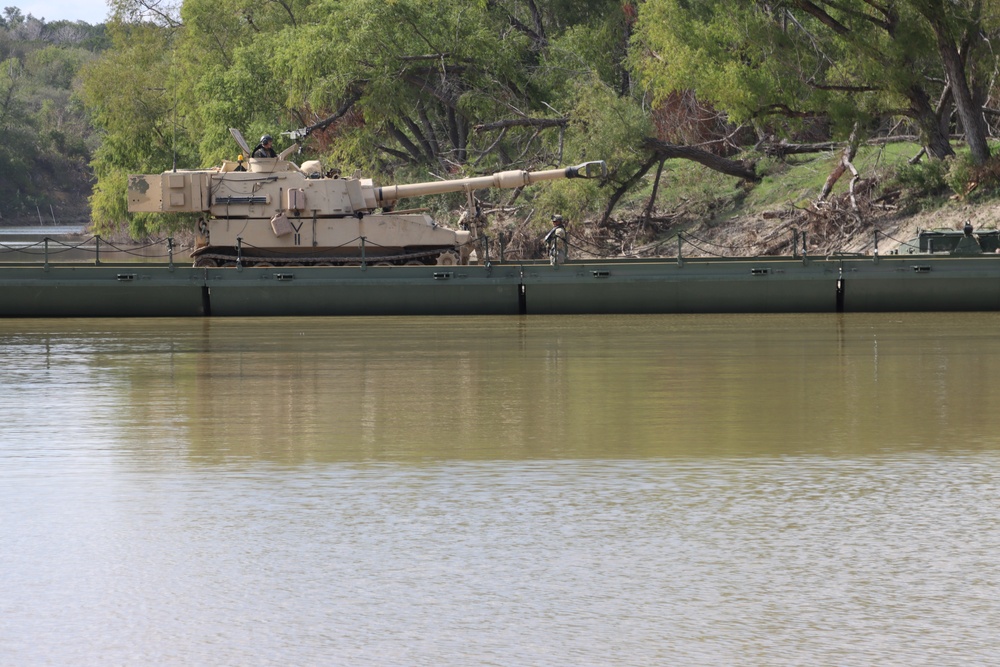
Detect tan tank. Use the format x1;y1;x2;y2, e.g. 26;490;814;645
127;134;606;267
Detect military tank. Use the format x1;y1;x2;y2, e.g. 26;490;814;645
127;132;606;267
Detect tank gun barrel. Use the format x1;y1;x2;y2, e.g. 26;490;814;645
375;161;606;206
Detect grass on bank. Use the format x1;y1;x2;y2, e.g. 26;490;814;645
640;143;928;224
624;141;1000;229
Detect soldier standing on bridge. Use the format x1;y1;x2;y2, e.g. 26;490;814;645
544;214;568;265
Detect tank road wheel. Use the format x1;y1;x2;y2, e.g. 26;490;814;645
193;257;219;268
405;260;425;266
254;262;275;268
374;261;393;267
436;251;460;266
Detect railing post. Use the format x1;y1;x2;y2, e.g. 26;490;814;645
793;229;799;259
802;231;808;262
168;236;175;271
677;233;684;266
873;229;879;263
95;235;101;265
236;237;243;271
361;236;367;271
44;237;49;271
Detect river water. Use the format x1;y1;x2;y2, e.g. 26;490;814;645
2;313;999;665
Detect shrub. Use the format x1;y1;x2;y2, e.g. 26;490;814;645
893;158;950;197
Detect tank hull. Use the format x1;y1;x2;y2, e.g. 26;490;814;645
192;213;470;267
2;255;1000;317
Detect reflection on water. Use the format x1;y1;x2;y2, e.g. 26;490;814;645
2;314;1000;664
6;313;998;461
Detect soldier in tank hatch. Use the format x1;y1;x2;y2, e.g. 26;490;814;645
252;134;278;158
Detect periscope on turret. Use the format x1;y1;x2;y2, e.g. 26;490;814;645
127;133;606;268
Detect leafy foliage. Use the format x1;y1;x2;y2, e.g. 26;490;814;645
632;1;1000;163
80;0;641;235
61;0;1000;240
0;11;106;224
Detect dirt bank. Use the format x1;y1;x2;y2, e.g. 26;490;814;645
641;194;1000;259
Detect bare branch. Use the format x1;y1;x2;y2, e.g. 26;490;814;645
790;1;850;36
400;53;452;61
818;123;859;202
642;137;760;182
474;117;568;132
386;121;428;164
602;154;660;227
806;80;880;92
757;103;821;119
284;85;364;140
472;127;508;167
266;0;297;27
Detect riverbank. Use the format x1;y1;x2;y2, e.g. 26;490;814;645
673;196;1000;258
595;144;1000;259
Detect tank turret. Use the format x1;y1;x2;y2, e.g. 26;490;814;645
127;137;606;267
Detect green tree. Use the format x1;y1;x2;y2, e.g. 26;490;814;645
633;0;1000;164
82;0;641;233
80;21;195;235
0;11;115;224
907;0;998;164
0;56;34;209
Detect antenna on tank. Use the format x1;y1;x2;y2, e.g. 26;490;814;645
172;49;179;172
171;86;177;172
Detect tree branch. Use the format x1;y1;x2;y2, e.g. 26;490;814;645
486;0;546;50
757;103;820;119
377;144;412;162
386;121;427;164
602;153;660;227
402;115;435;162
642;137;759;182
806;80;880;92
266;0;297;27
474;117;568;132
818;123;859;201
285;85;364;140
790;1;850;36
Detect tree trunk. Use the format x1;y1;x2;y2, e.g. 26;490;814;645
911;1;989;164
402;116;435;163
819;124;859;201
620;2;636;97
907;85;955;160
938;39;990;164
417;101;442;163
644;158;666;225
602;154;660;227
386;122;427;164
